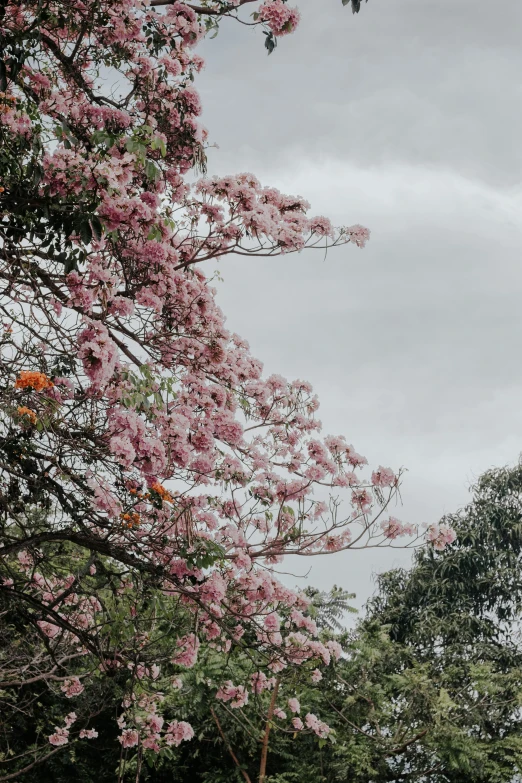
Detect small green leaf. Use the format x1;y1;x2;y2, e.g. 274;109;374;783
0;61;7;91
63;255;78;274
90;215;103;241
264;31;277;55
79;219;92;245
145;159;160;182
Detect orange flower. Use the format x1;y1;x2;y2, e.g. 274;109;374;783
150;482;174;503
15;371;53;391
16;406;37;425
120;512;141;528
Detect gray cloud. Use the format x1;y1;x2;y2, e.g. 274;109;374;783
198;0;522;185
194;0;522;607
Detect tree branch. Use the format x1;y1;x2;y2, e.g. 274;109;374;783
259;676;280;783
150;0;257;15
0;745;64;781
210;707;252;783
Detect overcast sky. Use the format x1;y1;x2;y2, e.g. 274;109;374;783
195;0;522;610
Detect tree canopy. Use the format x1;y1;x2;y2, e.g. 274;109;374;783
0;0;446;779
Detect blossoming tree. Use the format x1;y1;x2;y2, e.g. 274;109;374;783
0;0;454;778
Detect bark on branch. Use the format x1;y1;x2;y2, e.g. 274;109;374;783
150;0;257;15
211;707;252;783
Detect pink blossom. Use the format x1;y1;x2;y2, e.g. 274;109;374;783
108;296;135;317
326;640;343;661
264;613;280;631
305;712;331;738
346;224;370;248
118;729;139;748
309;216;334;238
165;720;194;747
251;671;275;694
79;728;98;739
172;633;200;668
37;621;61;639
49;727;69;746
146;713;164;733
17;550;32;568
136;287;163;313
381;517;416;540
216;681;249;708
86;475;122;518
371;466;396;488
64;712;77;728
259;2;301;38
109;435;136;468
77;320;118;389
142;734;160;752
427;523;457;551
61;677;84;698
3;0;401;754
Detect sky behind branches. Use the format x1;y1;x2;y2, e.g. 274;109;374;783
196;0;522;610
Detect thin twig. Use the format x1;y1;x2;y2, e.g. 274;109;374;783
210;707;252;783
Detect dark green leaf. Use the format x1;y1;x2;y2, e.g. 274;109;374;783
79;219;92;245
90;215;103;241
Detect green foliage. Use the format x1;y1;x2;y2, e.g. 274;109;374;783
305;585;357;632
7;464;522;781
342;0;368;13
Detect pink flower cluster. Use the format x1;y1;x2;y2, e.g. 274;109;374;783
61;677;84;698
119;729;139;749
172;633;200;668
381;517;416;540
48;712;77;746
251;671;276;694
79;729;98;740
165;720;195;747
304;712;331;738
215;681;249;708
371;466;397;488
427;523;457;551
259;0;301;36
77;320;118;390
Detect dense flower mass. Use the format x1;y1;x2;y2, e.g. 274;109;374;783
14;370;53;391
0;0;453;774
259;0;301;36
